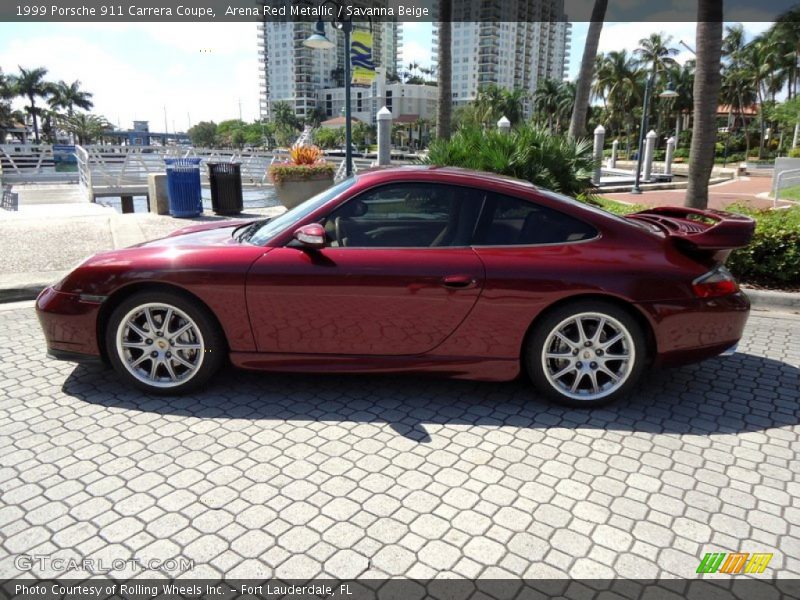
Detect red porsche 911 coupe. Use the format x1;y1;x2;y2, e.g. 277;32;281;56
36;167;755;406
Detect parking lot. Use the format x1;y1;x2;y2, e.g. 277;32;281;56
1;301;799;581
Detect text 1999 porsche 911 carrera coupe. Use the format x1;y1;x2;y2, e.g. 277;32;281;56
36;167;756;406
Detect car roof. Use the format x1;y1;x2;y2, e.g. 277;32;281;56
355;166;539;192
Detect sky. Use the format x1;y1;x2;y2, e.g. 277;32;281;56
0;20;775;132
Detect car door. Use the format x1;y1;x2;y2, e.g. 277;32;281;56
246;182;486;355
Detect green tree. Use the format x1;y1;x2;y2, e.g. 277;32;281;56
533;79;568;133
0;67;15;139
10;66;52;143
48;80;93;117
271;101;300;131
425;123;595;197
59;113;111;145
187;121;217;147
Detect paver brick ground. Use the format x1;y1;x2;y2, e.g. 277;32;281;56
0;303;799;579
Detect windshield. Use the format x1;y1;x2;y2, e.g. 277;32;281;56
248;178;356;245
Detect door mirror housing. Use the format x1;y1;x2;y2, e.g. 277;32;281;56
293;223;326;249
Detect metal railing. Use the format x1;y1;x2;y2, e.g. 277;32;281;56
772;167;800;208
74;145;281;200
1;184;18;211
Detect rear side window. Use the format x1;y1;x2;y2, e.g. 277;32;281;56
473;193;598;246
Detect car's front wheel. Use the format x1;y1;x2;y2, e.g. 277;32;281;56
105;291;225;394
526;301;647;407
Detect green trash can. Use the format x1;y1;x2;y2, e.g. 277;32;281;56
207;162;244;215
165;158;203;218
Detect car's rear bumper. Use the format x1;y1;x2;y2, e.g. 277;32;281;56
36;286;103;359
637;291;750;368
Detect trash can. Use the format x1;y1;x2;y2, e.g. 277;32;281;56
165;158;203;218
207;162;243;215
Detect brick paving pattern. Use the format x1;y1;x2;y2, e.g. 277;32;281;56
0;304;798;579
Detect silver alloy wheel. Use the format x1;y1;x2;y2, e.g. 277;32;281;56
115;303;205;389
541;311;635;402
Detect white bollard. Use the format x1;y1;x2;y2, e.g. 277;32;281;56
376;106;392;166
593;125;605;185
497;116;511;134
643;129;657;183
609;139;619;169
665;136;676;176
793;122;799;148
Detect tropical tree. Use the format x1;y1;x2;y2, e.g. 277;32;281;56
425;123;596;197
569;0;608;138
685;1;723;209
48;80;93;117
435;0;452;141
59;113;111;145
0;68;15;139
533;79;565;132
11;66;52;143
272;101;300;131
593;50;643;143
187;121;217;147
635;33;679;77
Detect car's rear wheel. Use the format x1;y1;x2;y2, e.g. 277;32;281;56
105;291;225;395
526;301;646;407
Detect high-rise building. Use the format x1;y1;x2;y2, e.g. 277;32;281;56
258;20;402;121
434;0;571;114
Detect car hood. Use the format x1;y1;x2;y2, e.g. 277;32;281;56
138;220;254;248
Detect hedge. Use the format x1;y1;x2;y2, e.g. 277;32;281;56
726;205;800;287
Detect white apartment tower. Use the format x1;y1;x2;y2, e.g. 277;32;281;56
436;0;571;112
258;19;402;121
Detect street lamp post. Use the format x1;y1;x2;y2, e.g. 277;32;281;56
631;68;678;195
304;7;354;177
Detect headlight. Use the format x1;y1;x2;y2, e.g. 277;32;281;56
52;258;90;291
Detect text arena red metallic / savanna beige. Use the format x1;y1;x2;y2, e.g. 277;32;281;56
36;167;755;406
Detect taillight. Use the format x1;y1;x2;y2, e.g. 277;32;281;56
692;266;739;298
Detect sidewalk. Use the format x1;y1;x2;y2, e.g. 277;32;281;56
605;176;791;210
0;185;283;302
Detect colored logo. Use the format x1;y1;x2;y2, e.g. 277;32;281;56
697;552;773;574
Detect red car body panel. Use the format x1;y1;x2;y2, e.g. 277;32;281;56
36;167;751;382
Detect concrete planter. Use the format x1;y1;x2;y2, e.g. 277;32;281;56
273;172;334;209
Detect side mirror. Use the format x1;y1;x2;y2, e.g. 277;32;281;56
293;223;326;249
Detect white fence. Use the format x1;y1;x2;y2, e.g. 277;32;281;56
0;144;78;183
75;145;287;201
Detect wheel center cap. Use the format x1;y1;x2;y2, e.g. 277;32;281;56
157;339;168;350
583;350;592;359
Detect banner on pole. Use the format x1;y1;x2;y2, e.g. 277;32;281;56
350;30;376;87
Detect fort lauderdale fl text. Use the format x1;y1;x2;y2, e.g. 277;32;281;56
17;583;354;597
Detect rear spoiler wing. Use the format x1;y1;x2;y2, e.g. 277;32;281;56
626;207;755;251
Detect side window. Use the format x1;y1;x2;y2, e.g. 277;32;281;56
475;193;597;246
324;183;481;248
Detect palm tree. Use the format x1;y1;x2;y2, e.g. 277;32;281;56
11;66;52;143
435;1;452;141
272;101;299;131
569;0;608;138
685;2;724;210
0;68;15;139
533;79;566;132
59;113;111;145
594;51;643;143
635;33;679;76
48;80;93;117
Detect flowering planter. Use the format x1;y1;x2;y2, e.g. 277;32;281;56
273;172;335;209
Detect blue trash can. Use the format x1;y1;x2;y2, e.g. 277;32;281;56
165;158;203;217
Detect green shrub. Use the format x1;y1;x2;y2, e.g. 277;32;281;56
726;205;800;286
425;123;596;197
789;147;800;158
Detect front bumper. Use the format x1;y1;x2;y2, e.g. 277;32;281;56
637;291;750;368
36;286;103;360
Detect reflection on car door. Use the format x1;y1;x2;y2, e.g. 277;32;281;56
246;183;486;356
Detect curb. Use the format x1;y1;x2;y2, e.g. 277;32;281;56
0;272;66;304
744;288;800;311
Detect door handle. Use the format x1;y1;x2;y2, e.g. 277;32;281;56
440;275;477;289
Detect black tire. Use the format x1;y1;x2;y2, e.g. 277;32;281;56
525;300;647;408
105;290;226;395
